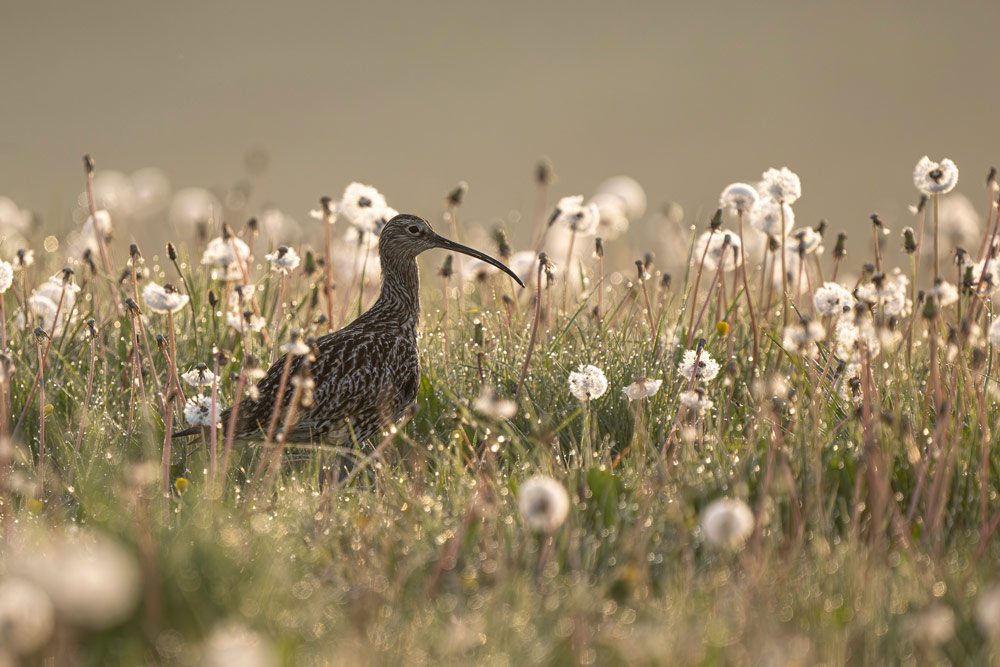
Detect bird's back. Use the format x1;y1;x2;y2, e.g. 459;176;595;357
228;310;419;444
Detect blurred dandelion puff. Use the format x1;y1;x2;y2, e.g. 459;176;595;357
679;389;713;415
622;378;662;401
749;199;795;238
700;497;755;549
473;387;517;420
517;476;570;533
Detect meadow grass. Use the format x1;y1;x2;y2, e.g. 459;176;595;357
1;160;1000;665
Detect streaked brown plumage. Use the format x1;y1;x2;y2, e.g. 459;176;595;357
175;213;523;444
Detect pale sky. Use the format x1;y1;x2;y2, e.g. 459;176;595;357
1;1;997;260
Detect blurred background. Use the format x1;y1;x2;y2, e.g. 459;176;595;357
0;0;997;267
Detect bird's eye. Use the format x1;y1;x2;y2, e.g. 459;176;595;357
407;225;420;234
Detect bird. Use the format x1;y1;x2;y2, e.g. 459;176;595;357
174;213;524;446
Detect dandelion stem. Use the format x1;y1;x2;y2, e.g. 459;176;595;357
161;400;173;517
220;369;247;489
737;211;760;367
271;272;285;365
514;259;545;404
322;200;335;333
69;335;97;486
687;229;714;342
264;353;295;447
933;193;940;279
35;333;46;498
779;203;789;327
561;228;576;313
209;353;220;486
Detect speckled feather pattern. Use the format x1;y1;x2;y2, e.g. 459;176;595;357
223;215;428;444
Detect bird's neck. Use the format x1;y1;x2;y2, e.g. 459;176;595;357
372;254;420;327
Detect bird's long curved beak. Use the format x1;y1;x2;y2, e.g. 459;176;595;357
433;235;525;287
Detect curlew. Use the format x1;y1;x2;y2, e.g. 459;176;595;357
175;213;523;446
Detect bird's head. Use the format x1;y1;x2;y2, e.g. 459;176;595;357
379;214;524;286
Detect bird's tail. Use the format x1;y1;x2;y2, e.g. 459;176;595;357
171;426;202;438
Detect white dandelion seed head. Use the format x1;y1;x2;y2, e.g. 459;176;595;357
338;182;390;232
142;282;189;314
913;156;959;196
749;199;795;237
970;257;1000;295
264;245;300;271
227;309;266;333
181;366;217;387
759;167;802;205
989;317;1000;348
129;167;171;221
462;257;506;283
782;319;826;354
47;271;81;293
677;349;721;383
168;187;222;236
256;205;302;244
622;378;662;401
184;395;221;427
679;389;713;415
568;364;608;401
813;282;855;318
201;236;251;280
928;279;959;308
594;175;646;221
84;209;112;236
18;281;78;335
201;621;278;667
472;387;518;420
10;530;142;630
856;274;911;318
23;294;58;333
700;497;755;550
837;363;863;404
933;193;979;250
280;338;311;356
552;196;600;235
233;282;257;306
588;193;630;238
719;182;759;216
788;227;823;256
508;251;539;284
835;318;881;362
694;230;742;272
0;196;31;236
0;261;12;293
13;249;34;270
0;578;55;655
81;170;136;220
517;476;570;533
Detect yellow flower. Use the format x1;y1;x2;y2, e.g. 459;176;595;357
174;478;189;495
43;404;54;418
716;321;730;336
27;498;44;514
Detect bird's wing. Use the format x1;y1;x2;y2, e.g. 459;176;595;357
287;330;413;442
